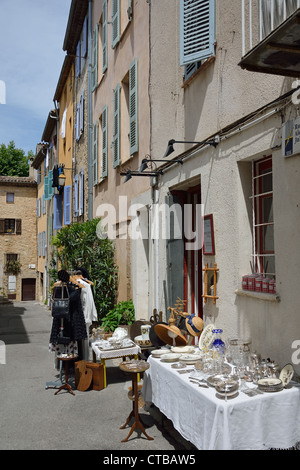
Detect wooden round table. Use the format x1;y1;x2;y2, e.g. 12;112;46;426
55;355;78;396
119;361;153;442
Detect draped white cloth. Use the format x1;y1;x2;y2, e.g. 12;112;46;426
142;355;300;450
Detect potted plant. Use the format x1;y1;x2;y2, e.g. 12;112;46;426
5;260;22;275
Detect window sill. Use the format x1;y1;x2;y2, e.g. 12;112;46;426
182;56;215;89
235;289;280;302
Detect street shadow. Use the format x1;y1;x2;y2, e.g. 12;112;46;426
0;302;29;345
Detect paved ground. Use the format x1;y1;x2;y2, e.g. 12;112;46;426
0;300;196;452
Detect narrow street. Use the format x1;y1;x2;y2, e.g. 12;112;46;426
0;300;192;451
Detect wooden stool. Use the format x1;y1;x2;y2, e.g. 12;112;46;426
119;361;153;442
55;355;78;396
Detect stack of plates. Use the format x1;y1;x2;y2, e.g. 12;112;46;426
160;353;181;363
171;345;195;354
179;353;202;364
257;378;283;392
151;349;169;358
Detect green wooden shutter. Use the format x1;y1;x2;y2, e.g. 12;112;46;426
103;0;108;73
129;58;138;155
48;170;54;198
44;175;49;201
113;85;120;168
180;0;215;66
102;105;108;177
93;123;99;185
112;0;120;48
92;25;98;90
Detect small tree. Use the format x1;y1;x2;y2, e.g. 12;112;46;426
51;218;118;321
0;141;32;176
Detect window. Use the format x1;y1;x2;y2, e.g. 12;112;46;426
180;0;215;66
63;185;72;226
112;0;120;48
6;192;14;203
0;219;21;234
253;156;275;277
102;0;108;73
101;106;108;178
93;122;99;184
5;219;15;234
112;84;121;168
6;253;18;262
92;25;99;90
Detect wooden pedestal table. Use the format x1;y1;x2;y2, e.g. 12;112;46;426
119;361;154;442
55;355;78;396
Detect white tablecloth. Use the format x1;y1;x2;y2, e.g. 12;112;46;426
91;342;141;360
142;355;300;450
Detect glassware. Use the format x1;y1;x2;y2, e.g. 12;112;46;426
211;329;226;355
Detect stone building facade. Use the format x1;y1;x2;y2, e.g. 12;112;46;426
0;176;37;301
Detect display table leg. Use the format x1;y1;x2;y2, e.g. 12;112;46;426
101;358;107;388
120;373;153;442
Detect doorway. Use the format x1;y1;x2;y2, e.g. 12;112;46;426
21;278;36;301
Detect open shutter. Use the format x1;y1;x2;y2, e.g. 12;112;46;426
48;170;53;198
76;104;80;141
113;84;120;168
102;105;108;177
82;15;88;58
76;40;81;77
80;169;84;215
112;0;120;48
16;219;22;235
74;174;79;217
64;185;72;226
129;58;138;155
102;0;108;73
44;175;49;201
0;219;4;234
53;194;62;230
80;92;84;134
93;123;99;185
92;25;98;90
180;0;215;66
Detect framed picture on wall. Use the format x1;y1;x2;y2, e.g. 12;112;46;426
203;214;215;255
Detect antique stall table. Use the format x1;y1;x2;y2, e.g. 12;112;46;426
91;342;141;388
119;360;154;442
142;354;300;450
54;354;78;396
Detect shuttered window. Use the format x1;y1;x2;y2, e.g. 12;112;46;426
64;185;72;226
48;170;54;199
93;123;99;185
74;174;79;217
80;168;84;216
180;0;215;66
92;25;98;90
53;194;62;230
76;104;80;141
80;92;84;133
102;105;108;178
82;15;88;58
112;0;120;48
113;84;121;168
129;58;138;155
103;0;108;73
76;40;81;77
16;219;22;235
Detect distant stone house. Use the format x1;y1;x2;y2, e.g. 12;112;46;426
0;175;37;301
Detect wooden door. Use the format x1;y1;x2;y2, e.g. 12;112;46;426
22;279;36;301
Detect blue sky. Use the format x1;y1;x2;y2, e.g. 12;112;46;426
0;0;72;155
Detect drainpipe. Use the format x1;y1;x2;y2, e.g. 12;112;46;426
87;0;93;220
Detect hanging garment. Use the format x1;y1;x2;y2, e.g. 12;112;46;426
52;165;59;188
79;279;97;360
49;286;87;345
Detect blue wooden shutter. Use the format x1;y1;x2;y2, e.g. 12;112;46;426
102;0;108;73
102;105;108;177
53;194;62;230
80;92;84;134
80;168;84;215
48;170;54;198
36;199;40;218
93;123;99;184
82;16;88;58
74;174;79;217
180;0;215;66
76;104;80;141
92;25;98;90
113;84;120;168
129;58;138;155
64;185;71;225
112;0;120;48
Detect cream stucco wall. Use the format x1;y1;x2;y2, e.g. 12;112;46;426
131;0;300;373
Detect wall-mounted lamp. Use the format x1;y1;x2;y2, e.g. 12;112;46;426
164;136;219;157
139;155;183;173
121;169;162;184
